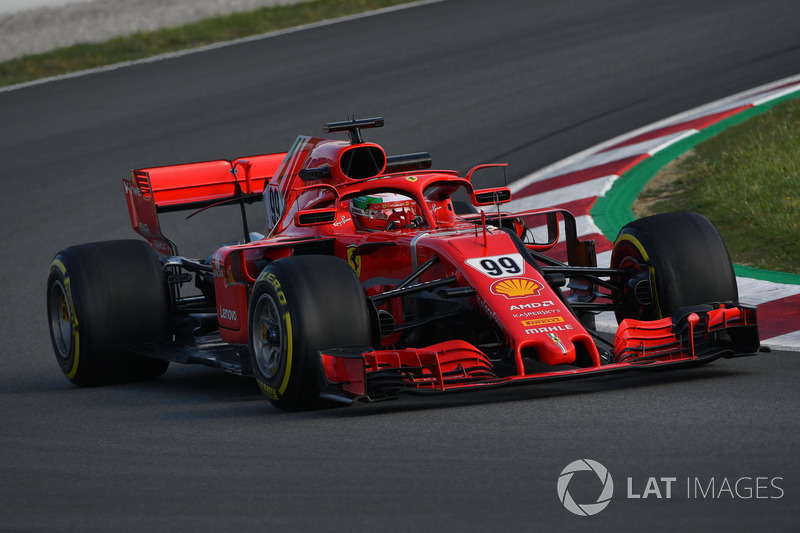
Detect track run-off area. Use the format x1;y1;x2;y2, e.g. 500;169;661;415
508;75;800;351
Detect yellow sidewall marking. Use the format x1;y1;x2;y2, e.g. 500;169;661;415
52;259;81;379
277;311;293;396
615;234;649;261
614;234;663;319
257;379;278;400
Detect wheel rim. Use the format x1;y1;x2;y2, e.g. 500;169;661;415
612;239;658;320
251;293;283;379
49;280;73;360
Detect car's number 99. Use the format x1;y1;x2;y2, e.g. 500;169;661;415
266;187;284;229
466;253;525;278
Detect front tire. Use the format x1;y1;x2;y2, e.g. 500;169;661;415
610;212;738;321
46;240;171;385
248;255;372;411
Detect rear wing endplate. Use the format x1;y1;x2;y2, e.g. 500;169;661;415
123;153;285;254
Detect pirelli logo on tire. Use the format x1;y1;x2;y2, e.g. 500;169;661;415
258;270;287;305
257;379;279;400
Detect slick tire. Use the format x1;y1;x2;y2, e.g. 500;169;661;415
248;255;372;411
610;212;738;322
47;240;171;386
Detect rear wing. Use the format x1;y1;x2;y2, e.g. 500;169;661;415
123;153;286;254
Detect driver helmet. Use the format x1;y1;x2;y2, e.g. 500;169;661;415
350;193;419;231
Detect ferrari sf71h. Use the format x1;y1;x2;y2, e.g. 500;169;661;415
47;118;760;410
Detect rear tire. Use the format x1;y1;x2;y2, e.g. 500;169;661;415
47;240;171;385
248;255;372;411
610;212;738;321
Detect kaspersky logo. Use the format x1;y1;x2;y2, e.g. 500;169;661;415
557;459;614;516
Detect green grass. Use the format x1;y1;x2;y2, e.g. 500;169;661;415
635;98;800;274
0;0;417;87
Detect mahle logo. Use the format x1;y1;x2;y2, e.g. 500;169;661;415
557;459;614;516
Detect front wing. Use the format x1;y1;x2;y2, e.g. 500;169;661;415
319;304;760;404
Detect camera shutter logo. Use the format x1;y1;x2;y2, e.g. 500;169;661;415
557;459;614;516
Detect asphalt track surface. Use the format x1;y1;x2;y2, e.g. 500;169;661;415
1;1;799;531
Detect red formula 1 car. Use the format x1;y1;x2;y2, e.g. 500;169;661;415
46;118;760;410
